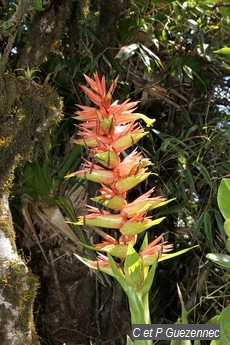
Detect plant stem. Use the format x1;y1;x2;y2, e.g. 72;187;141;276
128;291;153;345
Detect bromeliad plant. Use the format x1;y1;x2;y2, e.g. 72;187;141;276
66;72;192;344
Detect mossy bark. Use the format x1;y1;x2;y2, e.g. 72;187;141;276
16;0;75;69
93;0;130;59
0;73;63;344
0;74;62;191
0;1;76;343
0;193;40;345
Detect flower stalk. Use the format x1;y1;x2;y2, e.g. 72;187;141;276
67;72;193;344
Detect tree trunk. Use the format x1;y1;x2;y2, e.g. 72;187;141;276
0;1;76;341
93;0;131;61
0;73;62;344
0;193;40;345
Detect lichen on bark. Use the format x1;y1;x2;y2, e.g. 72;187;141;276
0;72;63;344
0;257;40;345
0;193;40;345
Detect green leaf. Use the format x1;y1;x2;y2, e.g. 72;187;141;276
140;256;158;297
217;179;230;219
187;124;198;136
214;47;230;55
109;255;148;325
226;238;230;253
115;44;139;60
149;198;176;211
124;243;142;291
22;160;53;201
181;108;192;125
56;144;81;183
0;20;13;30
155;203;185;217
170;285;192;345
126;286;147;324
192;161;211;185
140;44;163;68
140;233;149;252
170;337;192;345
210;305;230;345
102;54;112;68
206;253;230;269
203;211;213;248
184;168;196;192
108;254;127;290
222;63;230;71
224;219;230;237
210;341;219;345
187;19;198;31
207;315;220;324
214;210;226;241
126;335;134;345
219;305;230;344
140;44;161;62
191;69;207;91
177;284;188;324
158;246;198;262
33;0;49;11
183;65;193;79
73;254;113;277
139;47;152;69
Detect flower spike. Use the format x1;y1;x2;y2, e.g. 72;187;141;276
66;72;193;335
69;72;174;282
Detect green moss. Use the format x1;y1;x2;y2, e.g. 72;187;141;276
0;260;40;345
0;72;62;343
0;196;17;250
0;74;63;194
0;74;17;117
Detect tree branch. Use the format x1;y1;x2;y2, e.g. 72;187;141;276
212;2;230;10
0;0;33;74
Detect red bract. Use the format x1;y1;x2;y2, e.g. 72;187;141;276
140;234;174;267
81;72;118;108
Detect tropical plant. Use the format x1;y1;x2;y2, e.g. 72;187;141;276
207;178;230;268
66;72;196;344
205;178;230;345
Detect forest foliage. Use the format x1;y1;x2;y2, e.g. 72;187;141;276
1;0;229;344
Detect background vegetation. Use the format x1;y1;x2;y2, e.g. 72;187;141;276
1;0;229;344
